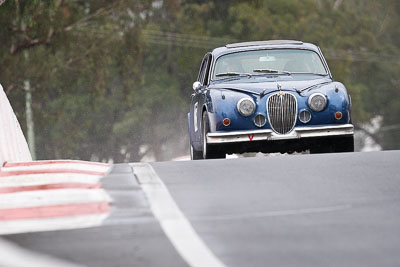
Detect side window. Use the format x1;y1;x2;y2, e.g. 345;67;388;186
197;56;208;83
203;55;212;85
197;54;211;85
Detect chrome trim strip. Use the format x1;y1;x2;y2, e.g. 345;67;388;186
208;129;273;137
194;102;198;132
207;124;354;144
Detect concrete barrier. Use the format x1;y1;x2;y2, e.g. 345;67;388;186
0;84;32;165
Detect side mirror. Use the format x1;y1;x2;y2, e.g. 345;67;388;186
193;81;202;91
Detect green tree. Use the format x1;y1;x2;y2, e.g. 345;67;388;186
0;0;398;162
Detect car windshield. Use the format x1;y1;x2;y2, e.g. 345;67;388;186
213;49;328;80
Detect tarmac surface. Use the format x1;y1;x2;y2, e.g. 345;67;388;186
3;150;400;267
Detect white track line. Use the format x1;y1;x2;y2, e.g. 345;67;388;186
189;204;352;221
0;213;109;235
132;163;227;267
0;238;85;267
0;189;110;209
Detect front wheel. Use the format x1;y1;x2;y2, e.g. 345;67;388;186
202;112;225;159
190;143;203;160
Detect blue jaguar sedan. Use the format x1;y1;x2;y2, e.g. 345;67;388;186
188;40;354;160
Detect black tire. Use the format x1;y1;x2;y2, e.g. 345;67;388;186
333;136;354;153
190;143;203;160
202;112;225;159
310;136;354;154
309;142;333;154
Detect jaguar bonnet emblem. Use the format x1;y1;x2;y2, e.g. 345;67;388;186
277;83;284;95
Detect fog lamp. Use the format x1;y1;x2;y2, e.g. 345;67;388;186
299;109;312;123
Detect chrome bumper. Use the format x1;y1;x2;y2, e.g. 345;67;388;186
207;124;354;144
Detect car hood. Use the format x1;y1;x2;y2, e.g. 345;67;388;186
208;77;333;96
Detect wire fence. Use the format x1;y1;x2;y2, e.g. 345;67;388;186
141;30;400;64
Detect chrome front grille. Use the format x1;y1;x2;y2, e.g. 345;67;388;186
267;93;297;134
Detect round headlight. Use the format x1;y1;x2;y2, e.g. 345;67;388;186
308;93;327;112
237;98;256;117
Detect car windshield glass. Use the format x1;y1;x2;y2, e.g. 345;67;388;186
213;49;328;80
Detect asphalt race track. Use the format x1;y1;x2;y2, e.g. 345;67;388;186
2;150;400;267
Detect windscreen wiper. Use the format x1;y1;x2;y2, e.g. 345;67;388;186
291;72;328;76
253;69;291;75
298;81;331;93
215;72;252;77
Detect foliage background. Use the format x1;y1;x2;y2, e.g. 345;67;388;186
0;0;399;162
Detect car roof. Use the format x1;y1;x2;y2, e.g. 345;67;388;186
211;40;320;57
226;40;303;48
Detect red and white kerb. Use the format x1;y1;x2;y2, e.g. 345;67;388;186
0;160;111;234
